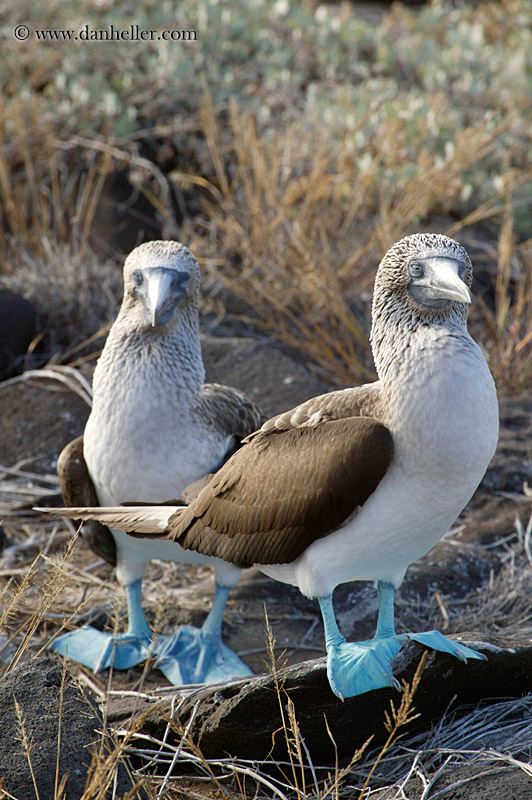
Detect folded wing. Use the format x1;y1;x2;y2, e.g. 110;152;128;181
167;415;393;567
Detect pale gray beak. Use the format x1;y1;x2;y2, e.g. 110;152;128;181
134;267;190;327
408;257;471;309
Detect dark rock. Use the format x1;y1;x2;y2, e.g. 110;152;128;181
0;655;141;799
130;634;532;766
481;393;532;496
0;379;90;473
0;525;8;553
0;290;38;379
201;334;333;419
401;540;500;603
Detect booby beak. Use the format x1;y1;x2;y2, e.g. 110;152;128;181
137;267;190;327
408;257;471;309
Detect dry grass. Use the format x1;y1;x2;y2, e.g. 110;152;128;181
1;238;119;368
427;510;532;641
0;101;175;260
179;93;532;390
0;108;176;363
2;471;532;798
3;101;531;389
0;102;107;257
473;211;532;390
1;0;532;388
351;695;532;799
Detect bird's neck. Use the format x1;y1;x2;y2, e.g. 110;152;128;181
370;301;468;384
93;309;205;399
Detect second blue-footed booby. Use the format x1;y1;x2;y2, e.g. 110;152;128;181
52;240;263;685
47;233;499;698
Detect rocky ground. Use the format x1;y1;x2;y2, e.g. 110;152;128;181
0;316;532;799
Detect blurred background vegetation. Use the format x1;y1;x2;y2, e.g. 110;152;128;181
1;0;531;389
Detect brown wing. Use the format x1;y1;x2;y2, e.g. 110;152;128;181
249;382;382;441
201;384;265;436
57;436;117;566
166;416;393;568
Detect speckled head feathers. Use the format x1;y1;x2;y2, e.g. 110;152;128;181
123;240;200;288
370;233;474;375
375;233;473;295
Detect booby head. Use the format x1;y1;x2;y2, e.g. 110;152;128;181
121;240;200;329
374;232;472;314
370;233;474;369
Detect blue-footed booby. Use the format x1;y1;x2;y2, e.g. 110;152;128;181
52;240;263;685
48;233;499;698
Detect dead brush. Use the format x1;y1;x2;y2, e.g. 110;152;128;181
114;609;426;799
182;93;532;388
0;235;120;368
429;509;532;640
0;100;112;259
471;195;532;393
0;510;80;674
0;99;176;265
348;694;532;799
0;105;175;361
0;504;147;799
0;100;119;357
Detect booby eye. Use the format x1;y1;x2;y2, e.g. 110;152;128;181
409;261;424;279
132;269;144;287
457;260;467;280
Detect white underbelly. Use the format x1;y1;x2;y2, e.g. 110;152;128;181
85;418;232;505
83;408;235;584
259;462;475;596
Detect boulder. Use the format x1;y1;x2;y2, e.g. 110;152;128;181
125;633;532;765
0;290;38;379
0;656;142;799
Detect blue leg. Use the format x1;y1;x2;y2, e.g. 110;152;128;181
155;584;253;685
50;578;151;672
318;581;486;700
374;581;487;661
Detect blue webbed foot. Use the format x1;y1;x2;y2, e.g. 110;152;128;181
155;626;253;685
326;636;403;699
318;583;487;700
406;630;486;662
319;593;404;699
154;583;253;685
49;578;152;672
50;626;151;672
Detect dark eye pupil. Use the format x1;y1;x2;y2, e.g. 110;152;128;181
132;270;143;286
410;261;424;278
